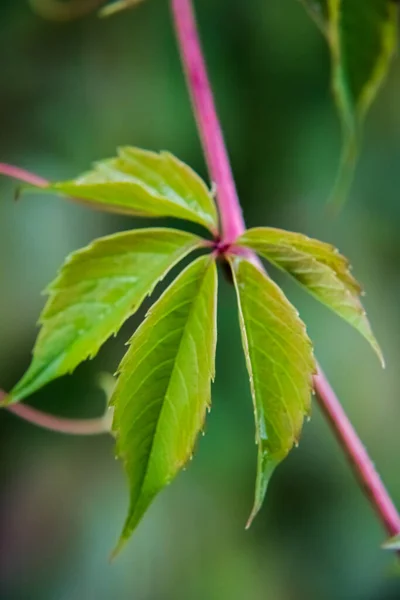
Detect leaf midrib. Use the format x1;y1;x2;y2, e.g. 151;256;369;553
127;261;211;513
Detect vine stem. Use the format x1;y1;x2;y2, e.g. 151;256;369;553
0;163;48;187
0;390;111;435
170;0;400;539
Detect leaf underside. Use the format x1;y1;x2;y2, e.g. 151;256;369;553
45;147;218;234
230;256;316;526
111;255;217;554
9;228;204;403
300;0;397;206
237;227;383;365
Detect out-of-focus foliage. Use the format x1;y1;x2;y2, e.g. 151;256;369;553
299;0;398;207
29;0;105;21
30;0;147;21
0;1;400;599
298;0;328;32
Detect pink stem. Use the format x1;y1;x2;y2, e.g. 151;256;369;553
170;0;245;243
170;0;400;539
1;390;110;436
0;163;48;187
314;369;400;537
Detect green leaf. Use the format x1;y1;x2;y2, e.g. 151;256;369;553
8;228;204;404
229;256;316;526
43;147;218;234
111;255;217;553
301;0;397;207
237;227;383;365
382;533;400;551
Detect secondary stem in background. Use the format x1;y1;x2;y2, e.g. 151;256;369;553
0;163;48;187
0;390;111;435
170;0;400;539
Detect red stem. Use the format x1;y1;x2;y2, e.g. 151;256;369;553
170;0;400;539
171;0;244;244
0;163;48;187
0;390;110;436
314;370;400;537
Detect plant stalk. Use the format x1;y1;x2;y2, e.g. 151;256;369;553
170;0;400;539
0;390;110;435
170;0;244;244
0;163;48;187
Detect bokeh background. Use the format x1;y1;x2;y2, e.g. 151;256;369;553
1;1;400;598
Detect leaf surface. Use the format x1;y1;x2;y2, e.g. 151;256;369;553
111;255;217;552
300;0;397;205
230;256;315;526
237;227;383;364
9;228;204;403
45;147;218;234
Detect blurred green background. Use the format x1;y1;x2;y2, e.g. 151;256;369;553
1;1;400;598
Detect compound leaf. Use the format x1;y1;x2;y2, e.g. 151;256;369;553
111;255;217;553
237;227;383;365
300;0;397;206
230;256;316;526
44;147;218;234
9;228;204;403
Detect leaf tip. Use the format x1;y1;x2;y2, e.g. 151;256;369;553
245;507;259;530
370;337;385;369
109;537;127;562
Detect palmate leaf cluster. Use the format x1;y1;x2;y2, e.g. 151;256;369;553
2;147;382;554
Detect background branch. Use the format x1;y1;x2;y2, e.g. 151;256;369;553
0;390;111;436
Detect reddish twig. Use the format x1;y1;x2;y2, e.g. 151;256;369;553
314;370;400;537
0;163;48;187
170;0;400;539
170;0;244;245
0;390;111;436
